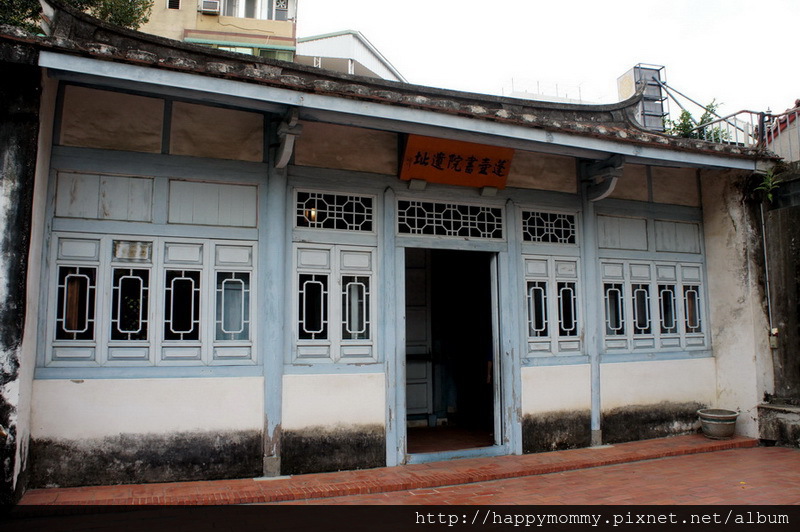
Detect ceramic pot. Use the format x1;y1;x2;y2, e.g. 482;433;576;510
697;408;739;439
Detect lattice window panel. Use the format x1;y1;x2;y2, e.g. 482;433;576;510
296;191;373;232
523;256;582;357
600;260;707;353
522;211;576;244
111;267;150;341
216;272;251;341
164;270;201;341
294;245;376;363
56;266;97;341
683;285;702;334
298;273;329;340
48;235;256;366
397;200;503;239
603;283;626;336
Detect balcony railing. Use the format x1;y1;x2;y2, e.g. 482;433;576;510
764;106;800;162
685;106;800;162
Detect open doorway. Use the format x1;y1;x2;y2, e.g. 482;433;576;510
405;248;498;454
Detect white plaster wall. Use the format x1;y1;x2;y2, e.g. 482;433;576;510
282;373;386;430
701;169;773;437
297;34;397;81
521;365;591;415
767;119;799;162
600;358;716;411
31;377;263;440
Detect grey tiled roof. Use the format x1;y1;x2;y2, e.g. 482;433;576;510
0;2;769;161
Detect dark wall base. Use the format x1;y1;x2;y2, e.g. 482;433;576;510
281;425;385;475
30;430;262;488
522;411;592;453
758;404;800;448
523;403;704;453
602;402;704;444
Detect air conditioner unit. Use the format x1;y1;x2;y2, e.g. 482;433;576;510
198;0;220;14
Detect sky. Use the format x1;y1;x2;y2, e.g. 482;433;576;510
296;0;799;120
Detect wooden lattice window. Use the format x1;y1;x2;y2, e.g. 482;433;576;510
296;191;374;232
522;211;576;244
524;256;582;356
601;261;706;352
397;200;503;239
294;244;376;363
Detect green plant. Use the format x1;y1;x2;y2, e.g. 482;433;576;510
0;0;154;33
664;100;729;142
754;169;780;204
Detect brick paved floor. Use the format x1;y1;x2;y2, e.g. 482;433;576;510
8;437;800;532
17;434;760;506
281;446;800;505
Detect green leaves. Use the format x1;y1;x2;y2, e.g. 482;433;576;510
88;0;154;29
0;0;44;33
754;169;780;204
664;100;728;142
0;0;154;32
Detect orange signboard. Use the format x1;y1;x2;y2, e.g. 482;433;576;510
399;135;514;189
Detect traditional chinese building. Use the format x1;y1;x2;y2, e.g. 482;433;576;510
0;2;777;502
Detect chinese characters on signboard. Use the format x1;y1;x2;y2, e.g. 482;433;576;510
399;135;515;189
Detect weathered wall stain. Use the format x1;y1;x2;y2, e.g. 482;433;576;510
523;403;704;453
522;411;592;453
765;196;800;398
30;430;262;488
262;419;281;477
1;53;41;504
601;402;703;444
281;425;385;475
702;169;773;438
758;405;800;447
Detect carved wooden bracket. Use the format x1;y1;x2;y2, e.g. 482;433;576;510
275;108;303;169
582;154;625;202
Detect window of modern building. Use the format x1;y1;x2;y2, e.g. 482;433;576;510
220;0;291;20
259;49;294;61
274;0;288;20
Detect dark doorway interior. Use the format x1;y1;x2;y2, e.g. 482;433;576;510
405;249;496;454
